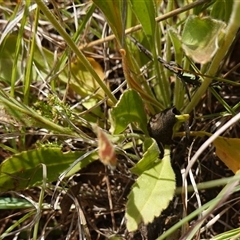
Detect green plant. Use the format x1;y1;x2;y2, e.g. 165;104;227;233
1;0;240;239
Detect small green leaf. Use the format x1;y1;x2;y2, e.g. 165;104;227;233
110;89;148;135
126;149;175;232
0;147;95;191
0;35;57;85
181;15;226;64
131;138;159;176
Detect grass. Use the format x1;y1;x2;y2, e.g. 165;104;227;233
0;0;240;239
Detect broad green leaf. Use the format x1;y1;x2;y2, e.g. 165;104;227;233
131;138;159;176
0;35;57;85
181;15;226;64
110;89;148;135
0;35;21;84
213;137;240;173
126;149;175;232
0;147;95;191
129;0;156;41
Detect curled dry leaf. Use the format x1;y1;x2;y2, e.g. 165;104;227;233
213;137;240;173
70;57;114;106
93;124;117;170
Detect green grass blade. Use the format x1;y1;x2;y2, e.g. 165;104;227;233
23;6;40;104
36;1;117;105
10;3;31;97
92;0;124;46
